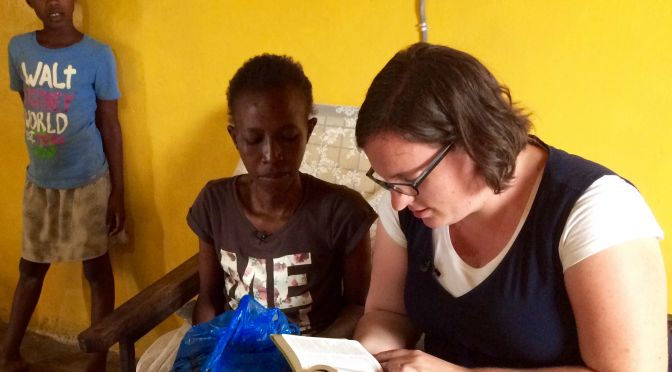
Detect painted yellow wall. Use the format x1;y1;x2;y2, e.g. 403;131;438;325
1;0;670;353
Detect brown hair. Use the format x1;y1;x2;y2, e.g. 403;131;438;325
355;43;531;193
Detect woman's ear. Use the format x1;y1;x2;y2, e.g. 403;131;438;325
227;125;239;148
306;117;318;143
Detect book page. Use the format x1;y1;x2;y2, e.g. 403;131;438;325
273;334;382;372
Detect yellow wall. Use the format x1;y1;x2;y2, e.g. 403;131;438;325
1;0;670;352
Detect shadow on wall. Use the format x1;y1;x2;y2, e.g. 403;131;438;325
145;105;236;341
163;105;235;229
77;0;168;333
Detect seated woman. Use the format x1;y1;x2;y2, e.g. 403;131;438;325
188;54;377;337
353;42;667;371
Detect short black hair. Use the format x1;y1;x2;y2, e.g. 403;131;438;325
356;42;531;194
227;54;313;125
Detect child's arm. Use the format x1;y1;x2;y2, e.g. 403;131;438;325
96;99;125;235
193;239;226;325
315;234;371;338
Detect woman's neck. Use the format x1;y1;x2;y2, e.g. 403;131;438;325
451;144;547;266
477;144;546;220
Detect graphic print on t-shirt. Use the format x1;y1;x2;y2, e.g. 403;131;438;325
220;249;314;330
21;61;76;159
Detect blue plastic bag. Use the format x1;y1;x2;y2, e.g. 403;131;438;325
173;294;300;372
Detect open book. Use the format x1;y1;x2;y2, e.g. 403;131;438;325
271;334;383;372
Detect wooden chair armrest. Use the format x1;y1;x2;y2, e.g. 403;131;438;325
78;253;200;352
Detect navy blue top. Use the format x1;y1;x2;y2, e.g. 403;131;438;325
400;142;615;368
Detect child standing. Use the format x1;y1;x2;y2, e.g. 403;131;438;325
1;1;124;371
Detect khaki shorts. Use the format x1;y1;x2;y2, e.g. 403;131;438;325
22;173;110;263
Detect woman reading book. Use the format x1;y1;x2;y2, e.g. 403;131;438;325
353;43;667;371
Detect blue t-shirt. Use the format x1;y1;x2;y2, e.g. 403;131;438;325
8;32;120;189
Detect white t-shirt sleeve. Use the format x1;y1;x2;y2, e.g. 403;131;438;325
376;191;407;247
559;175;664;271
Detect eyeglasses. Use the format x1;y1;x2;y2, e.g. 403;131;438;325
366;142;453;196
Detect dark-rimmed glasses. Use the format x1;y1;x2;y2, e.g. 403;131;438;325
366;142;453;196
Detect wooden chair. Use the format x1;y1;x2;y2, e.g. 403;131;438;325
77;104;380;371
78;254;199;371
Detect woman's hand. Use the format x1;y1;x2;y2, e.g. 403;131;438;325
376;349;467;372
355;222;422;352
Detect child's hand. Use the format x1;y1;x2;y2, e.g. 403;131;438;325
107;189;126;236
